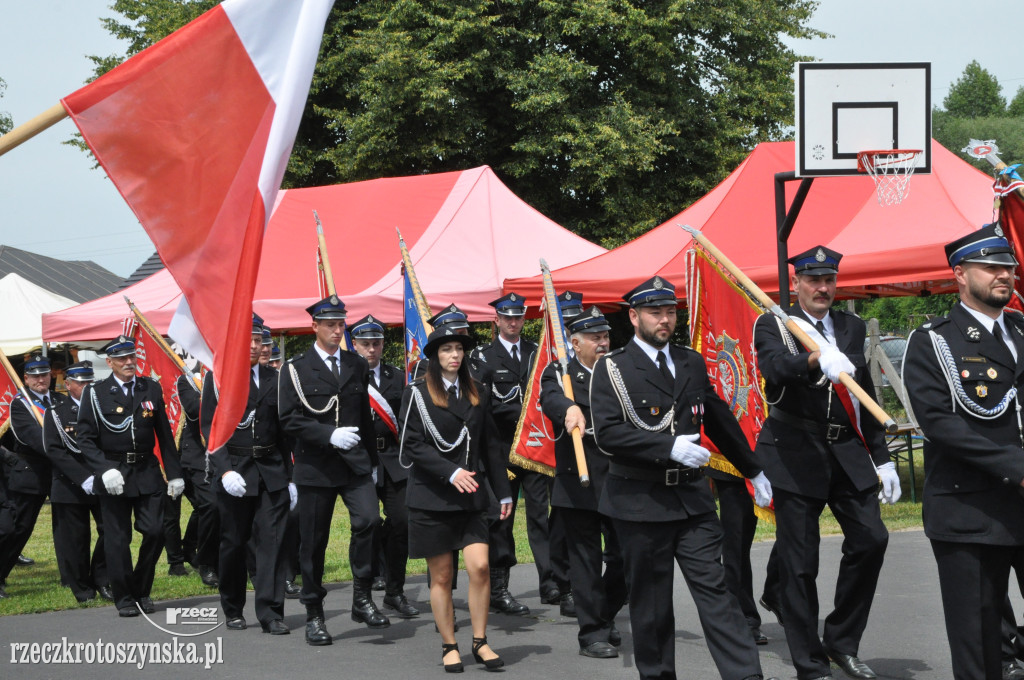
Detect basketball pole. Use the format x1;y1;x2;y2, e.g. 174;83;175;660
0;103;67;159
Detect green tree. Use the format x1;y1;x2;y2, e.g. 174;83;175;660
932;110;1024;172
88;0;823;247
942;60;1006;119
1008;85;1024;118
0;77;12;135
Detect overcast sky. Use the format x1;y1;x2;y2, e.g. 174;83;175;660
2;1;1023;278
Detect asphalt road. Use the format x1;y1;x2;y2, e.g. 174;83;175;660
0;529;1008;679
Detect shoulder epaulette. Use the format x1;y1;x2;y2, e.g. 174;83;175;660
605;347;626;357
920;316;950;331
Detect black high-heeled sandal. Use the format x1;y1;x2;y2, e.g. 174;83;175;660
442;643;464;673
472;637;504;671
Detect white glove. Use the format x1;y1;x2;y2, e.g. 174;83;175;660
330;426;361;450
167;478;185;500
818;344;856;383
81;475;95;495
876;461;902;504
102;469;125;496
221;471;247;497
750;471;773;508
288;482;298;511
669;433;711;468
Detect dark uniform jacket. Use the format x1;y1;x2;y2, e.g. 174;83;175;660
398;378;512;512
473;338;537;440
903;304;1024;545
42;395;96;504
371;362;407;483
277;345;375;486
539;358;608;511
8;390;55;495
76;375;182;496
591;339;761;522
201;366;291;495
176;374;206;471
753;306;889;499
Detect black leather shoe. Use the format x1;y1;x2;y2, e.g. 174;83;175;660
199;566;219;588
752;627;768;645
75;591;97;604
226;617;247;630
490;588;530;616
371;576;386;591
284;580;301;599
826;647;876;679
118;605;140;618
16;554;34;566
579;641;618;658
560;592;577;617
98;585;115;602
608;623;621;646
168;563;188;576
138;597;155;614
305;616;332;646
352;582;391;628
759;595;784;626
541;587;561;604
382;593;420;618
261;619;289;635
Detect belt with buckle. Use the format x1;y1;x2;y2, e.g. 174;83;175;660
227;445;276;459
105;451;146;464
608;462;702;486
769;408;854;442
376;436;388;452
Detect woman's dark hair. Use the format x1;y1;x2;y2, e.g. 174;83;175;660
425;342;479;407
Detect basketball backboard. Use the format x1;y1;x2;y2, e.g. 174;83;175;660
795;62;931;177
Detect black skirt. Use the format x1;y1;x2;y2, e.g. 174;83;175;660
407;508;489;559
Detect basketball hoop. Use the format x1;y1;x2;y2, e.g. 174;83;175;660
857;149;922;206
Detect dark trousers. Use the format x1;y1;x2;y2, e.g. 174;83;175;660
217;485;289;624
614;513;762;680
774;475;889;680
376;472;410;596
716;475;762;628
163;469;219;568
52;501;107;599
0;491;46;581
1002;552;1024;663
934;540;1022;680
561;507;626;646
101;493;165;610
282;504;300;581
502;466;560;593
297;479;379;606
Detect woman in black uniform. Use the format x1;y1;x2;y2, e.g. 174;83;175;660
400;328;513;673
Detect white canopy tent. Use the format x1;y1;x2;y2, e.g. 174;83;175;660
0;272;77;355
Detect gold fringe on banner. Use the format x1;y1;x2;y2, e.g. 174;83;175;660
509;452;555;477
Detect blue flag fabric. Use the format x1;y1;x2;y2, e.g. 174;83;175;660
403;272;428;383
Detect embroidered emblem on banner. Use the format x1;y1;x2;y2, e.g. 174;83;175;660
709;331;751;419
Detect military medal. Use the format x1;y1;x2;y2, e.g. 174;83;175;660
651;407;660;416
116;406;124;413
961;370;970;378
977;384;988;398
987;368;998;379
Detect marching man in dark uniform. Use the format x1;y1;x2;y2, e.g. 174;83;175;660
903;224;1024;680
473;292;546;615
278;295;388;645
41;360;110;603
753;246;898;680
76;336;184;617
539;305;626;659
202;313;294;634
0;355;56;595
590;275;775;680
350;313;419;618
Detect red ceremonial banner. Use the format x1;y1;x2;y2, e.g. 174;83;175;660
999;185;1024;311
509;320;557;476
0;369;19;438
686;247;774;521
124;318;187;466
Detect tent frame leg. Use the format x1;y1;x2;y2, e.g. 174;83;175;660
774;171;815;308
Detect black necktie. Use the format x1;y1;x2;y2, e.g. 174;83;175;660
657;351;674;386
370;371;379;389
42;395;50;409
327;355;340;382
815;320;826;340
510;344;520;372
124;382;133;397
994;323;1004;342
447;384;458;402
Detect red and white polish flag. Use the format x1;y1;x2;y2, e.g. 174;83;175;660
61;0;334;454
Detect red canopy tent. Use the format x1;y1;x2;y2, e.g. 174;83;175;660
504;140;995;307
43;166;605;342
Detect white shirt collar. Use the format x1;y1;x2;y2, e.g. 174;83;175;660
632;336;673;375
960;302;1005;334
112;375;133;392
498;335;520;357
30;389;48;401
799;306;834;340
442;376;460;397
312;342;342;364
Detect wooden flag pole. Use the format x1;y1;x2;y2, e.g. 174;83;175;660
540;259;590;487
124;297;202;390
396;228;434;334
681;225;898;434
0;347;44;427
313;211;350;351
0;103;68;159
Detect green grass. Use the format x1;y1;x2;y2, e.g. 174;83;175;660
1;449;926;616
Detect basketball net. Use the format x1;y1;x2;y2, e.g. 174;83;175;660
857;149;921;206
